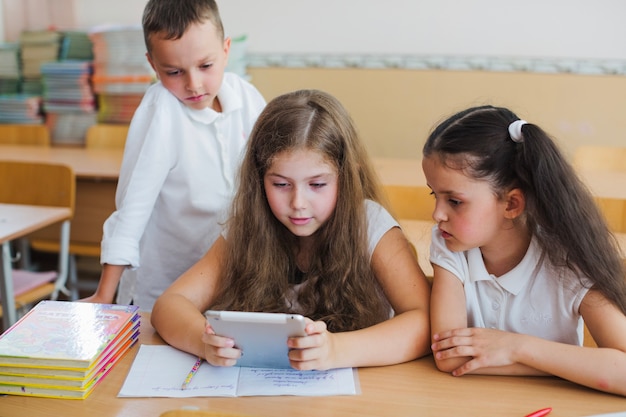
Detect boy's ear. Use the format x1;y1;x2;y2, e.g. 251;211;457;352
222;36;231;65
504;188;525;219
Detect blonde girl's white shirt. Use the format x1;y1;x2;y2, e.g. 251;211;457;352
101;73;266;311
429;226;591;345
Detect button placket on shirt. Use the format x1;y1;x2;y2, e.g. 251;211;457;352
483;277;505;329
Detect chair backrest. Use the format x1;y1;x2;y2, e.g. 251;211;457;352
85;123;129;149
573;146;626;172
0;161;75;215
594;196;626;234
382;185;433;221
0;124;50;146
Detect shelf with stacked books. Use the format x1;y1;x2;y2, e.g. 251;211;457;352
0;300;139;399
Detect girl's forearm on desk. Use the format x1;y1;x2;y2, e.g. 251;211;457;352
515;335;626;396
332;308;431;369
151;293;207;358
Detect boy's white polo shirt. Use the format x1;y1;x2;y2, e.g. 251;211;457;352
101;73;266;311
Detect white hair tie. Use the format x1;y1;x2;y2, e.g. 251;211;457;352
508;119;527;143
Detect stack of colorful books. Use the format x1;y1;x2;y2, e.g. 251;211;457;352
0;94;44;124
0;43;21;94
89;25;155;124
0;301;140;399
41;60;97;145
19;30;63;95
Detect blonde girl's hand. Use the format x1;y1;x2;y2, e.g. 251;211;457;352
431;327;521;376
201;322;241;367
287;319;336;371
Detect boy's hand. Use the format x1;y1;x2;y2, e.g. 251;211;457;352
79;293;114;304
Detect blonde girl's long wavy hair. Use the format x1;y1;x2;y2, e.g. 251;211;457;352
210;89;391;332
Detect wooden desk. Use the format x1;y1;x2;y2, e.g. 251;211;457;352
0;204;71;328
2;312;625;417
0;145;123;245
0;145;121;180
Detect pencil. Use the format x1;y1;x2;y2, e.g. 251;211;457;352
181;357;203;390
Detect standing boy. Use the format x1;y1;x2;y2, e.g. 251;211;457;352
83;0;266;310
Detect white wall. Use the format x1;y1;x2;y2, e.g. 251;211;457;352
217;0;626;60
3;0;626;60
0;0;4;43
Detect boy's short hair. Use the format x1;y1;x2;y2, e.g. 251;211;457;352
142;0;224;53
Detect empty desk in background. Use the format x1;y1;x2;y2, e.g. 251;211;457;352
2;312;626;417
0;144;122;248
0;203;71;328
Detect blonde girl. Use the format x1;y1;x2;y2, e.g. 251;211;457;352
152;89;431;370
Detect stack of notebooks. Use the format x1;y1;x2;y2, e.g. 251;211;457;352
41;60;95;113
0;43;21;94
41;30;97;145
0;94;44;124
0;301;140;399
19;30;63;95
89;25;155;124
59;31;94;61
41;60;97;145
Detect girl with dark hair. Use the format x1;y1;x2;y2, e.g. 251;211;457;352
425;105;626;396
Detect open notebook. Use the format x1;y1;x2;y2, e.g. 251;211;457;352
118;345;359;398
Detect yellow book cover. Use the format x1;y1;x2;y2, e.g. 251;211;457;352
0;339;137;400
0;301;139;369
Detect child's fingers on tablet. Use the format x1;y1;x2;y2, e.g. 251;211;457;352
288;326;328;349
206;346;241;367
202;332;235;348
304;320;327;335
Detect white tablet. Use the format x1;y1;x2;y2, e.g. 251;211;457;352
204;310;307;369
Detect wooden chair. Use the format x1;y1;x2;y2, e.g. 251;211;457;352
572;145;626;172
594;196;626;234
28;124;128;298
85;123;129;149
0;161;75;317
382;185;433;221
0;124;50;146
0;125;51;269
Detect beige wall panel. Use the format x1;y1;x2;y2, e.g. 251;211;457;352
249;67;626;160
